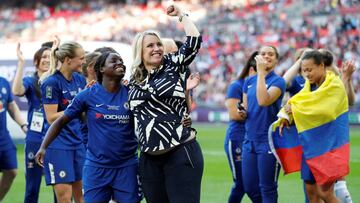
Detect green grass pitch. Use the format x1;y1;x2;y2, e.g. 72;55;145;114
3;124;360;203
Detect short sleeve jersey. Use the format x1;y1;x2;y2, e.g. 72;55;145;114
0;77;16;150
65;83;138;168
40;71;86;150
243;71;286;141
23;76;48;142
287;75;305;97
225;79;246;140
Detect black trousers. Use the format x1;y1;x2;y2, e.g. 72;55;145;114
139;139;204;203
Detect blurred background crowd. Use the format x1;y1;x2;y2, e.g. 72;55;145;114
0;0;359;108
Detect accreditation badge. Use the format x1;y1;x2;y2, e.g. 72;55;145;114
30;111;44;132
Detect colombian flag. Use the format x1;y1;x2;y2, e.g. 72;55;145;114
269;124;302;174
269;71;350;185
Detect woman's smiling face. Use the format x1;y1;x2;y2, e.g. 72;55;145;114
142;34;164;68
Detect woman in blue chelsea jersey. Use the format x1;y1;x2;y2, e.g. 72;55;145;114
239;46;286;203
0;76;28;202
12;43;54;203
224;51;257;203
36;51;142;203
37;36;87;203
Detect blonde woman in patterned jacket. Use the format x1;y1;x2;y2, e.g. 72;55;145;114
128;4;203;203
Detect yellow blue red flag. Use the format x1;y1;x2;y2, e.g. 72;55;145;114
269;71;350;185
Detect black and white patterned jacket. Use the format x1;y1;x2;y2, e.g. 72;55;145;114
128;35;202;152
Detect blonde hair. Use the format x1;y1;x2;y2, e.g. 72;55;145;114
131;30;162;84
82;52;101;77
162;38;177;54
294;47;310;61
40;41;83;83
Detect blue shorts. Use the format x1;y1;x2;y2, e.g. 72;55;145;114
0;148;17;170
44;148;85;185
83;164;142;203
301;154;315;183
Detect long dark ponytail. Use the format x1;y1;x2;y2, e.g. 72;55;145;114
33;46;50;99
237;51;258;80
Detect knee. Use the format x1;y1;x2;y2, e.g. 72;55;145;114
317;182;338;201
56;194;72;203
259;182;277;194
317;190;336;202
234;177;242;185
55;189;72;203
307;193;320;202
9;170;17;179
243;181;257;192
4;169;17;181
305;186;318;201
243;185;261;200
232;180;244;191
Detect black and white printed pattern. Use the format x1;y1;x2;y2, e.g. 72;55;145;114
129;36;202;152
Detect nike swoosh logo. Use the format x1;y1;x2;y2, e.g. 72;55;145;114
268;151;273;154
62;91;68;94
95;104;104;107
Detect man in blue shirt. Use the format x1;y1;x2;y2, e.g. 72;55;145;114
0;77;28;202
36;52;141;203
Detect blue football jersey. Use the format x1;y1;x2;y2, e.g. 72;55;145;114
0;77;16;150
243;71;286;141
41;71;86;150
65;83;138;168
23;76;48;142
225;79;246;141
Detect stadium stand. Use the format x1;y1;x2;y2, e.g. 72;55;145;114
0;0;359;107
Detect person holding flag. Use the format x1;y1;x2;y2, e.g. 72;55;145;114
279;48;355;203
277;50;349;203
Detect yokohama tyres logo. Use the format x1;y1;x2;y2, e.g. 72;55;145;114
95;113;130;123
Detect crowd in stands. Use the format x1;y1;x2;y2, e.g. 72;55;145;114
0;0;359;107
